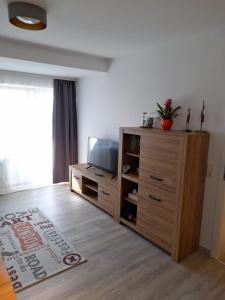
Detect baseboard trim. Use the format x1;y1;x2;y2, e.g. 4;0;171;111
199;246;210;256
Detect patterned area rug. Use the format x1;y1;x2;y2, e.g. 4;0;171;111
0;207;86;292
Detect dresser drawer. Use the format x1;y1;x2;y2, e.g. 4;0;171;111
98;184;116;216
83;167;118;190
137;183;176;252
71;169;82;194
138;184;177;224
140;135;181;164
137;216;173;253
139;156;178;193
137;204;175;252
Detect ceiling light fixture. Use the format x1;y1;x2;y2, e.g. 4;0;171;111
8;2;47;30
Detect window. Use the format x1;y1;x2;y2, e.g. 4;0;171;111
0;72;53;194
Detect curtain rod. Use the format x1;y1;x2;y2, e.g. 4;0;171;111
0;69;77;81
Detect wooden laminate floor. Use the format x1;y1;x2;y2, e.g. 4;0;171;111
1;184;225;300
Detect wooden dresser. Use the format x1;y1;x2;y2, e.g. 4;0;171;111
0;259;16;300
116;127;209;261
69;164;118;217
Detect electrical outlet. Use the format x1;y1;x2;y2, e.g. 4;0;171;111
206;164;212;178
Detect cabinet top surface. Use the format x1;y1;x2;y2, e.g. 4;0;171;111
70;163;118;185
120;127;209;137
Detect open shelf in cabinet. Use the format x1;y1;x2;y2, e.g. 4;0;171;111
123;196;137;206
122;134;140;182
122;155;139;174
121;201;137;225
120;217;137;229
123;134;140;156
125;152;140;158
83;192;98;203
120;178;138;225
82;177;98;202
122;172;139;184
84;183;98;193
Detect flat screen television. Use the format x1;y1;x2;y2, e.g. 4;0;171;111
87;137;119;175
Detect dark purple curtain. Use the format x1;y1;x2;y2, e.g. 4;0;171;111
53;79;78;183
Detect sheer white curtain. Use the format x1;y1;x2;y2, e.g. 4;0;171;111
0;72;53;195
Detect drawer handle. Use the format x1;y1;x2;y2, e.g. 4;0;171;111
95;173;104;177
74;176;80;180
149;195;161;202
150;175;162;182
101;190;110;196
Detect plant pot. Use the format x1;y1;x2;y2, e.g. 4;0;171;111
161;119;173;130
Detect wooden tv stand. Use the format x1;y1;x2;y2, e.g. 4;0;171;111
69;164;118;217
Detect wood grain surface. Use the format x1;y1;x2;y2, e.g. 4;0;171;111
1;184;225;300
0;258;16;300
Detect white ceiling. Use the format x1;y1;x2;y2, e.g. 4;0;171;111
0;0;225;58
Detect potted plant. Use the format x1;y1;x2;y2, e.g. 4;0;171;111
156;99;181;130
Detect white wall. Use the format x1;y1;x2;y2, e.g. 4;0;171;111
77;28;225;253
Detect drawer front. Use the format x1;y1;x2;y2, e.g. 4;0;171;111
137;184;176;252
71;169;82;194
138;184;177;224
98;184;116;216
137;207;174;241
140;135;181;164
139;156;178;193
137;216;172;253
84;167;118;190
137;206;174;252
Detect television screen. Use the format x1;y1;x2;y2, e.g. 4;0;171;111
87;137;119;175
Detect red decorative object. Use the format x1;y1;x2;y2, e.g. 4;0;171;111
156;98;181;131
161;119;174;130
165;99;172;109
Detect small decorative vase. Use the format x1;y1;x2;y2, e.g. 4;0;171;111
161;119;173;130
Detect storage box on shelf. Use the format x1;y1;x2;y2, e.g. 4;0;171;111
116;127;209;262
69;164;118;217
